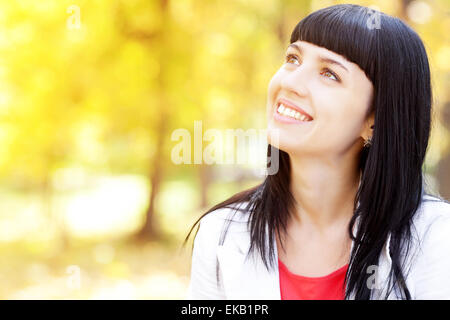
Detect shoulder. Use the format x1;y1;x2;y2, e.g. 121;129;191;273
198;201;252;230
194;201;252;246
411;194;450;235
199;201;251;225
409;193;450;252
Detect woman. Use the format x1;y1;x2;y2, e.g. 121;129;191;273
183;4;450;300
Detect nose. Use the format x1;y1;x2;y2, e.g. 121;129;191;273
280;64;310;97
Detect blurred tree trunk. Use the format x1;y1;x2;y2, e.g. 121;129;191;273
117;0;172;241
137;115;166;241
137;0;171;241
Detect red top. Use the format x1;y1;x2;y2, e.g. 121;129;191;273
278;258;348;300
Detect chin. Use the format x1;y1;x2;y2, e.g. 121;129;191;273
268;134;300;154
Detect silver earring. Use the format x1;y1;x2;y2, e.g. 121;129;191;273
364;136;372;147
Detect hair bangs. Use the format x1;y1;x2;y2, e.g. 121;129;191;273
290;4;379;84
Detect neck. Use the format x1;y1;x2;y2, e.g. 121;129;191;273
288;150;361;234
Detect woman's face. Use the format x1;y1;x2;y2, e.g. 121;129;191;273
267;40;374;156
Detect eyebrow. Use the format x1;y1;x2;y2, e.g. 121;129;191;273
288;43;349;73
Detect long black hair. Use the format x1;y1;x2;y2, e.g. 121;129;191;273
183;4;434;300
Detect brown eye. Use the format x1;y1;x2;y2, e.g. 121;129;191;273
321;69;340;82
285;54;299;65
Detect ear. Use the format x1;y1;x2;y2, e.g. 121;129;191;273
361;111;375;141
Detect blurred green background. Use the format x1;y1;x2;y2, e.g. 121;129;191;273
0;0;449;299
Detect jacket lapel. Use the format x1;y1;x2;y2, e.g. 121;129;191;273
216;218;281;299
217;237;281;299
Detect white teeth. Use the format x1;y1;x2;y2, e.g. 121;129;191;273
277;103;310;121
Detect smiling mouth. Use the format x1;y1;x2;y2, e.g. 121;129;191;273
275;102;313;122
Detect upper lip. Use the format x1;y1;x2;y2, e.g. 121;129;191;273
276;98;314;120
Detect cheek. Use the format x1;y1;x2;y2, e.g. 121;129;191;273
316;91;368;141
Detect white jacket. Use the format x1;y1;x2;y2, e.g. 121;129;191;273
186;194;450;300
